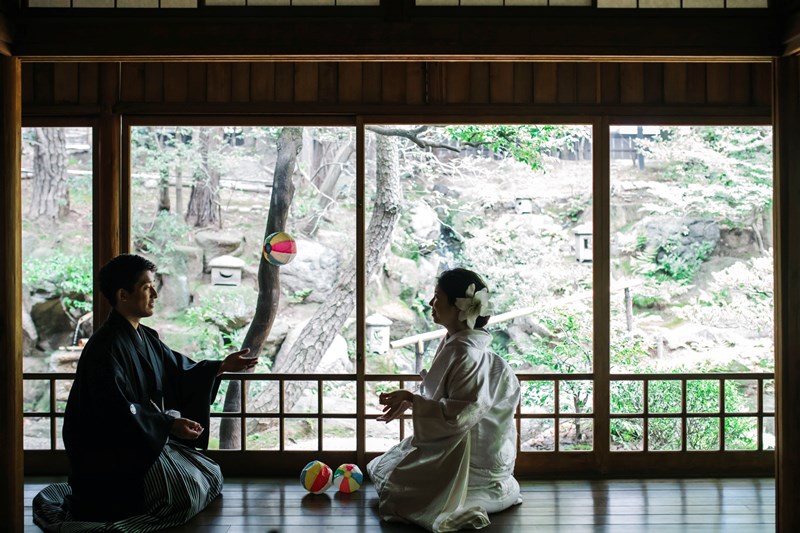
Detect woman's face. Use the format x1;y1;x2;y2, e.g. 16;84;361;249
429;284;460;329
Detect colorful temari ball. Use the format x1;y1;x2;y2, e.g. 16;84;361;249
333;463;363;494
300;460;333;494
262;231;297;266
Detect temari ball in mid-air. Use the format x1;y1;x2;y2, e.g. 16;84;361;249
263;231;297;266
333;463;363;493
300;460;333;494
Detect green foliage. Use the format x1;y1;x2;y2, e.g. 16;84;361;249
23;253;93;313
446;125;589;171
132;210;193;274
633;238;714;284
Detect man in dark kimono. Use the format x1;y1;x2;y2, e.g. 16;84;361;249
33;254;258;532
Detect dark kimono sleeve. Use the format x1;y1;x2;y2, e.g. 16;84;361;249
159;337;223;450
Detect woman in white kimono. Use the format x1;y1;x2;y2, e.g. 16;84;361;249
367;268;522;532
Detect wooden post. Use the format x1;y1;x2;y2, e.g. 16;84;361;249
624;287;633;332
774;56;800;533
415;339;424;374
593;117;611;473
93;63;121;322
0;55;23;533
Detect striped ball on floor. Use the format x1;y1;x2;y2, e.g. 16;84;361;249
300;460;333;494
333;463;363;493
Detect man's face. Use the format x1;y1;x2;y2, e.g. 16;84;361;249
117;270;158;319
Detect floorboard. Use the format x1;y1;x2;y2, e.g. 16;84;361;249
24;477;775;532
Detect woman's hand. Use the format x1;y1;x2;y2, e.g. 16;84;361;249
170;418;204;440
217;348;257;375
377;389;413;423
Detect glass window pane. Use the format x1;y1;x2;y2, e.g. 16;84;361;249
322;418;356;450
22;127;93;383
23;380;50;413
24;417;51;450
366;419;401;452
611;418;643;451
366;124;593;377
521;380;555;414
560;418;593;451
687;380;719;413
724;417;758;450
763;379;774;414
687;417;720;450
763;416;774;450
559;380;593;414
129;125;356;450
725;379;757;413
610;126;773;376
648;380;681;413
521;418;555;451
611;380;643;414
649;417;682;451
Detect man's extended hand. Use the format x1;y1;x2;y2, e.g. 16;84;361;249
170;418;204;440
218;348;257;375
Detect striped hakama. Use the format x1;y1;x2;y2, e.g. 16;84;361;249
32;441;222;532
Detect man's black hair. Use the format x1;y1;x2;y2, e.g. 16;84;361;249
99;254;157;306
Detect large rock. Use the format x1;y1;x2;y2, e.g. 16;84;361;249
280;239;340;303
171;245;204;277
158;273;192;311
716;227;762;258
21;286;40;357
640;216;720;266
408;201;441;244
29;296;74;351
195;230;247;272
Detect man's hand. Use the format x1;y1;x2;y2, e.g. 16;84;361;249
170;418;204;440
377;389;413;423
218;348;257;375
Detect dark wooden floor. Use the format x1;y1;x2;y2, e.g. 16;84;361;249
25;477;775;532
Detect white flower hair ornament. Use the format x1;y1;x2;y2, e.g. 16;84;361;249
454;283;491;329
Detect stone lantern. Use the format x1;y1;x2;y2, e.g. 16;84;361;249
208;255;246;286
366;313;393;354
573;224;593;263
515;197;534;214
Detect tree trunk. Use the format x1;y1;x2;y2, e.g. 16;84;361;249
29;127;69;221
185;127;222;228
302;138;355;236
158;166;170;212
218;127;303;450
248;133;401;421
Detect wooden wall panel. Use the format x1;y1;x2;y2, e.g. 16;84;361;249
686;63;707;104
231;63;251;104
361;63;381;104
187;64;207;103
406;63;425;105
446;63;471;104
207;63;231;103
120;63;144;103
576;63;597;105
469;62;489;104
664;63;688;104
144;63;163;104
250;63;275;103
294;63;318;103
753;63;772;108
78;64;99;105
318;62;338;104
53;63;79;104
164;63;189;103
338;63;362;103
534;63;557;104
513;63;532;104
33;63;54;104
21;60;771;113
557;63;577;105
489;63;514;104
643;64;664;105
600;64;620;105
707;63;731;104
620;63;644;104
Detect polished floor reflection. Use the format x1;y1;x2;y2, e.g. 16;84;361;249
25;477;774;532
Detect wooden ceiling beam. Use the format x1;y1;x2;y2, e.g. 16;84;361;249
13;12;779;60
